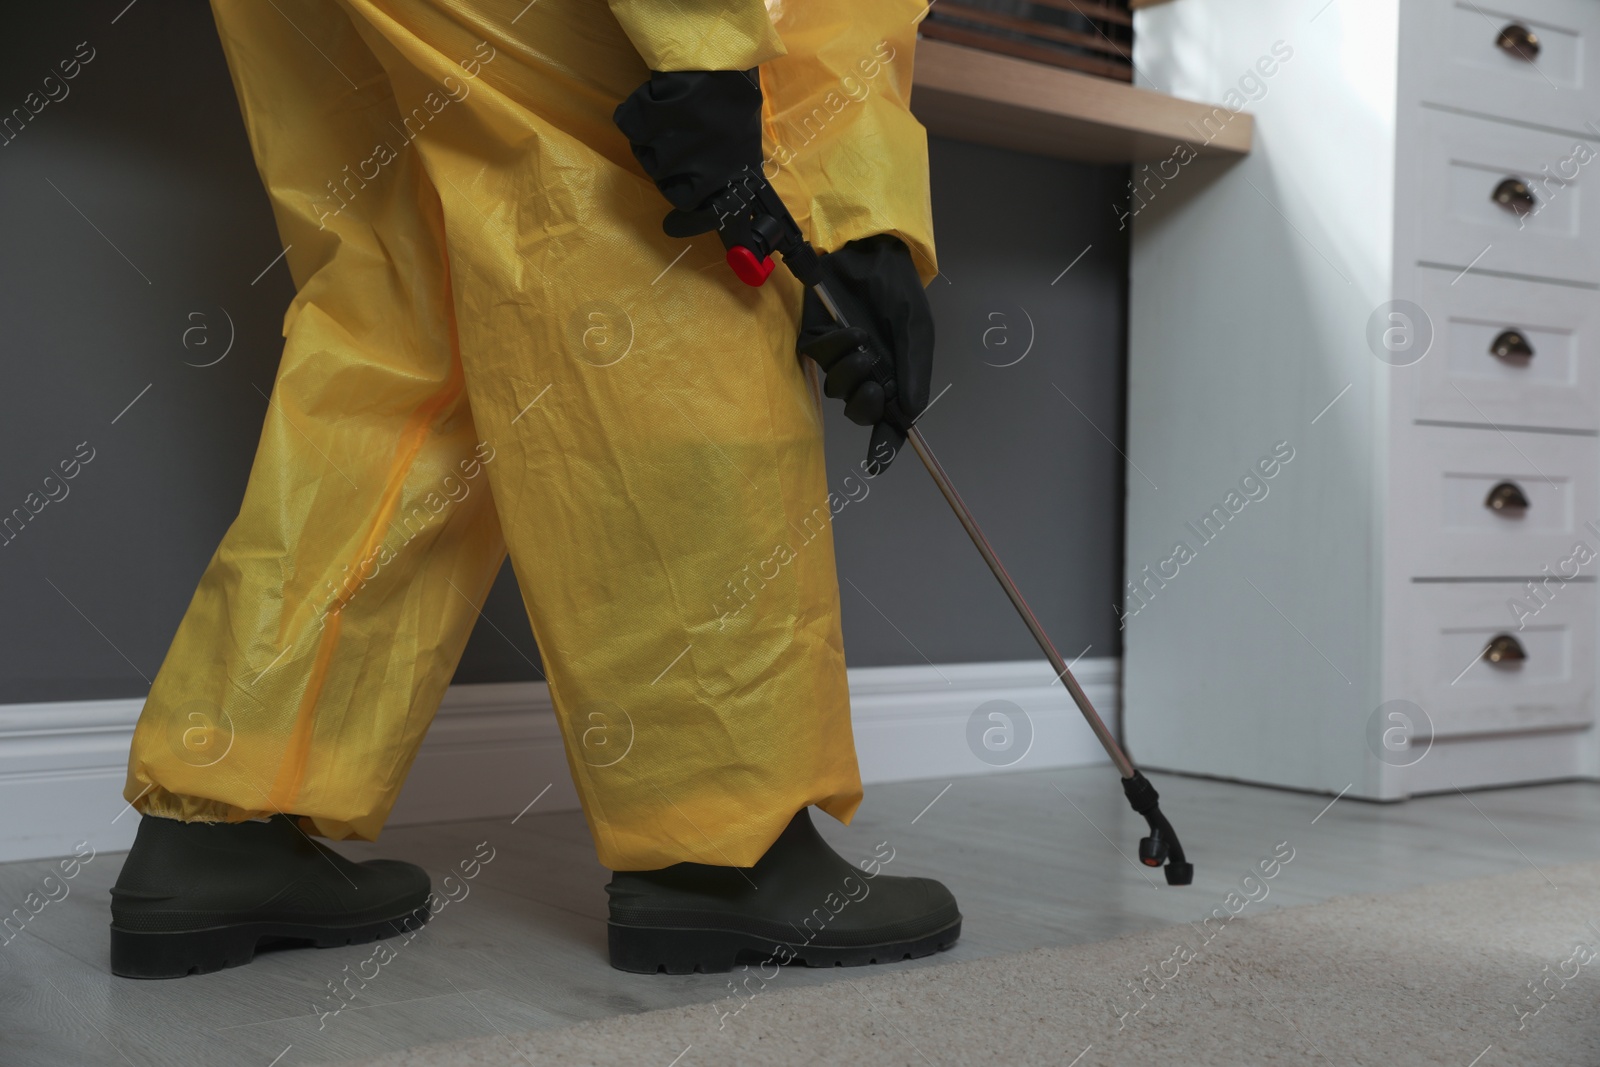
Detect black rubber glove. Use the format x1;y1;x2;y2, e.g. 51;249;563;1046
616;73;934;472
613;69;763;236
798;234;934;472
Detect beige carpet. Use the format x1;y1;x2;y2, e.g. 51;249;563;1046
343;862;1600;1066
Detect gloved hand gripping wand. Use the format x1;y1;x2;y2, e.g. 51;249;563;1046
704;171;1193;886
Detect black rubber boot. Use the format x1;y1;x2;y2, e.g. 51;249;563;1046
605;807;961;974
110;814;431;979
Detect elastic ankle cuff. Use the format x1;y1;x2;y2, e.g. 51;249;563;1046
134;785;262;826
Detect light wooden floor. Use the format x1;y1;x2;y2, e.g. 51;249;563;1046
5;767;1597;1066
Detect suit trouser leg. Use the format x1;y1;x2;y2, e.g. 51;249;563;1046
127;0;507;842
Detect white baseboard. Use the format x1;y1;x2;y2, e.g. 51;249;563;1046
0;658;1117;863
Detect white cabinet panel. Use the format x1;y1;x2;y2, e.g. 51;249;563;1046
1407;267;1600;431
1393;424;1596;577
1417;108;1600;283
1413;0;1600;135
1395;581;1593;738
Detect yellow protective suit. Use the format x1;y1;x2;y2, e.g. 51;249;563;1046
125;0;937;870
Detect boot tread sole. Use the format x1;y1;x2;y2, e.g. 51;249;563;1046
607;916;962;974
109;907;430;979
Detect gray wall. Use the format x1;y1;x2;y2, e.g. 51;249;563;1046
827;135;1128;667
0;1;1128;702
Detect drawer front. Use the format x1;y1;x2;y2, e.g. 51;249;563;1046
1405;267;1600;431
1393;424;1598;578
1412;0;1600;135
1416;109;1600;284
1393;581;1594;739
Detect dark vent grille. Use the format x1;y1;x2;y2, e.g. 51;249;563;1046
921;0;1135;82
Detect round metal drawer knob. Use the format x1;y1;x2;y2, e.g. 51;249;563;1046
1485;481;1530;513
1489;329;1534;363
1483;633;1528;665
1492;177;1537;216
1497;22;1541;61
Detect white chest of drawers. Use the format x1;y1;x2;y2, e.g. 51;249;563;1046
1124;0;1600;798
